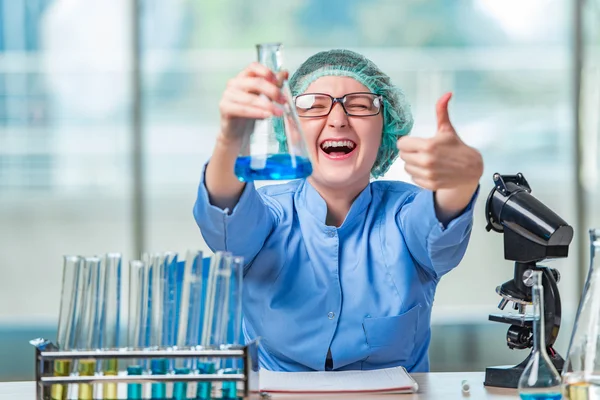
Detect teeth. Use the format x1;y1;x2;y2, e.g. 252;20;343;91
321;140;355;149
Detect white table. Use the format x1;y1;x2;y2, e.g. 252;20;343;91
0;372;520;399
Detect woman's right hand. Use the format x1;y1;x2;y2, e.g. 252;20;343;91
218;62;289;143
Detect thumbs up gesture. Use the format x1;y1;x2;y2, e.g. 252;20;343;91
397;93;483;220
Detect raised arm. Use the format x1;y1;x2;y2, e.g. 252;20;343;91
396;92;483;277
195;63;288;263
205;62;288;211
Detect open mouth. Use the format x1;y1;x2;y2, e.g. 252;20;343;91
319;139;357;159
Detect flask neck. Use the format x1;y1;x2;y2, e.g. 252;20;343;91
256;43;283;72
591;228;600;266
531;281;548;357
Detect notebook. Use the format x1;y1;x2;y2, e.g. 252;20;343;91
258;366;419;394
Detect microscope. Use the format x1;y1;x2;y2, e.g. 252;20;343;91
483;173;574;389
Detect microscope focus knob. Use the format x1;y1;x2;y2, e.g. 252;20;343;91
523;268;561;287
522;269;535;287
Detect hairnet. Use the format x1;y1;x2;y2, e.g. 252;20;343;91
278;49;414;178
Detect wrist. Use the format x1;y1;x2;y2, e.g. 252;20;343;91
454;179;480;194
215;132;244;155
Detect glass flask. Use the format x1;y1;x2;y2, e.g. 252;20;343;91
234;42;313;182
562;228;600;399
518;270;562;399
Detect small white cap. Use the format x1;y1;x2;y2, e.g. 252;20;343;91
461;379;470;392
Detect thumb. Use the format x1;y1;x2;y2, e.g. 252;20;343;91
436;92;454;133
276;70;289;87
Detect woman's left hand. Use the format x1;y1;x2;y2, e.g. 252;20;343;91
397;92;483;222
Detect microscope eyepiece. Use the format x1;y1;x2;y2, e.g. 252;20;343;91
485;173;574;263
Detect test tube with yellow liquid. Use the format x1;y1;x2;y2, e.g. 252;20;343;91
100;253;122;399
54;256;85;399
74;257;102;400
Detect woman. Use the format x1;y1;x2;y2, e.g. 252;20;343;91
194;49;483;372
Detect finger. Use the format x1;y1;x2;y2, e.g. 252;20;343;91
233;77;286;104
412;177;437;191
399;151;435;168
224;89;283;116
404;165;439;190
397;136;432;153
220;101;274;120
275;70;289;87
436;92;453;131
404;164;432;181
240;62;278;82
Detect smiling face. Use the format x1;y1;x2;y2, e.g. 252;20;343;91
298;76;383;191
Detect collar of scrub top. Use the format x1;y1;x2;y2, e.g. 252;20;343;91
297;179;373;232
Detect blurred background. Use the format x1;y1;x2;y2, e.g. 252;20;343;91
0;0;599;381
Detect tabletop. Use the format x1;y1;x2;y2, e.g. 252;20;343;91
268;372;519;399
0;371;520;399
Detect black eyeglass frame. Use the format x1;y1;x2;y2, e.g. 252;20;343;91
294;92;384;118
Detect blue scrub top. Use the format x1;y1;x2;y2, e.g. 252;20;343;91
193;165;478;372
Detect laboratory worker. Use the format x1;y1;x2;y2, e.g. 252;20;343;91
193;49;484;372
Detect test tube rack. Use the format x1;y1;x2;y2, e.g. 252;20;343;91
32;340;260;400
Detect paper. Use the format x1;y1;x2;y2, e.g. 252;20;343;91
259;366;419;394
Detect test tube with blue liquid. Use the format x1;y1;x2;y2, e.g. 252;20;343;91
197;251;231;400
173;250;204;400
220;256;244;400
127;259;149;400
148;252;178;399
54;255;85;400
162;252;179;399
199;252;243;400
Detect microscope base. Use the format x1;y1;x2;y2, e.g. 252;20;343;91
484;352;564;388
484;365;527;388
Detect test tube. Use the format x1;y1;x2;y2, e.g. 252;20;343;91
220;255;244;400
54;255;85;400
75;257;103;400
197;251;234;400
101;253;122;400
127;260;148;400
162;252;179;355
173;251;204;400
149;253;168;399
197;252;222;400
163;252;179;399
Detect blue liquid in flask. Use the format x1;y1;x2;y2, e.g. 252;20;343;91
519;393;563;399
234;154;312;181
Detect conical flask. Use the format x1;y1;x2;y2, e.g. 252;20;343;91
562;228;600;398
234;42;313;182
517;270;562;399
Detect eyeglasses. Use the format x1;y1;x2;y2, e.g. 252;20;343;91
294;92;383;118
